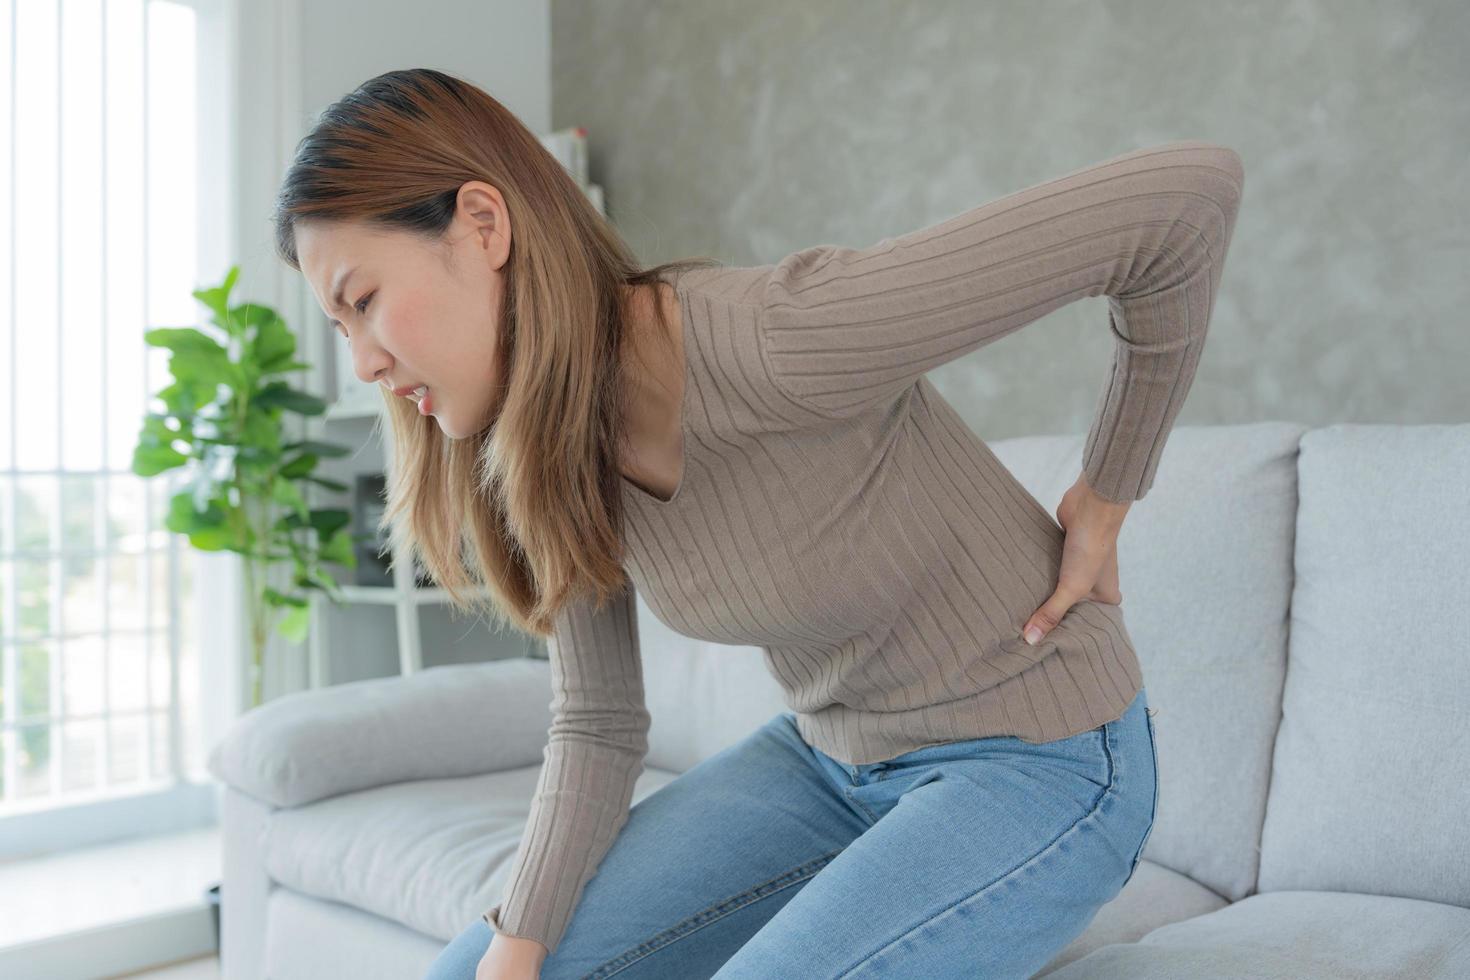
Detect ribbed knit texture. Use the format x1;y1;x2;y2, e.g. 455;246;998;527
484;141;1244;953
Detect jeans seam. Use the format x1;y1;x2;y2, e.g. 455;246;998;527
1131;713;1160;874
833;754;1123;979
583;847;846;978
845;785;882;823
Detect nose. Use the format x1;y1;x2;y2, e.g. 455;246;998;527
351;335;393;387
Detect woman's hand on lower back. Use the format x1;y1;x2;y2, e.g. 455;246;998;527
1021;473;1131;645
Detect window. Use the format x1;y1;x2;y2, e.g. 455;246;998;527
0;0;214;844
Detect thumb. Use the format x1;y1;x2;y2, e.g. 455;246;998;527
1022;593;1070;645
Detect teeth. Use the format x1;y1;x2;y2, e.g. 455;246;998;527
412;385;428;399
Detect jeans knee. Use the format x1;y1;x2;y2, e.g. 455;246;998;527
422;920;492;980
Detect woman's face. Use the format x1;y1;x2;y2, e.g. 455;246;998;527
296;182;511;439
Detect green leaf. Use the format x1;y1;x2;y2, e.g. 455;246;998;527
254;382;327;416
272;476;309;524
274;506;351;539
241;408;284;451
263;586;309;608
191;266;240;327
132;415;192;476
303;474;349;492
144;326;227;357
276;604;311;643
132;443;189;476
248;308;297;372
166;492;233;552
232;301;280;331
261;359;313;376
319;529;356;566
156;378;215;417
279;453;318;479
188;527;234;550
282;439;353;458
316;508;353;538
310;507;353;538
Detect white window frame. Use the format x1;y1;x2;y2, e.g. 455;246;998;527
0;0;246;858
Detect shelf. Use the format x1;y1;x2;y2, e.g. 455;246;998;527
323;397;380;422
333;583;492;605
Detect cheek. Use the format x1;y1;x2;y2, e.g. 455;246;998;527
380;302;437;362
446;305;503;381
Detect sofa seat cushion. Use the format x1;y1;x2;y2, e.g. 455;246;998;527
264;887;446;980
261;762;681;942
1036;860;1229;977
1039;890;1470;979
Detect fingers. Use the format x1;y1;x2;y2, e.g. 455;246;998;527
1023;584;1082;645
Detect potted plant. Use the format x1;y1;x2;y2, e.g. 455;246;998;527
130;263;366;710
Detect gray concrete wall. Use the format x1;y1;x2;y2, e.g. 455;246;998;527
552;0;1469;447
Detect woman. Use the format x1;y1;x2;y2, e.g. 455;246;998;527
276;69;1242;980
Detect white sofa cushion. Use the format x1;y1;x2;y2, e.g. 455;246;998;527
264;888;445;980
260;763;680;942
207;659;554;808
1259;422;1470;905
1038;890;1470;979
637;617;793;774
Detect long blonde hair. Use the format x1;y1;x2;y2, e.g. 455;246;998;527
273;68;722;637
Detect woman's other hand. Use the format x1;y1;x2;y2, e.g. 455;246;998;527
476;933;548;980
1021;473;1131;645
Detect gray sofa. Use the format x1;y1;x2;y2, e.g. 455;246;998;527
206;420;1470;979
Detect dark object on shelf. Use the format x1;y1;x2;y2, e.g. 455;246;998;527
353;473;393;586
353;472;440;588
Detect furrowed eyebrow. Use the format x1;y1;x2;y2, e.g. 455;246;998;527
326;265;359;327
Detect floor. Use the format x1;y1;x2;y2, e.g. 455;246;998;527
0;825;222;978
0;826;221;948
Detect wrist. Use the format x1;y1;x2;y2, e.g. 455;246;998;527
489;933;549;966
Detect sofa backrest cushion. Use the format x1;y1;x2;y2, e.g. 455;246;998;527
638;605;789;773
1258;422;1470;907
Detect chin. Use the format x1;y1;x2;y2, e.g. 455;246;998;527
434;411;478;441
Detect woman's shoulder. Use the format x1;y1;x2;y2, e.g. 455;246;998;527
673;262;774;309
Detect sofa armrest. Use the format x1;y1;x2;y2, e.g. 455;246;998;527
206;657;552;808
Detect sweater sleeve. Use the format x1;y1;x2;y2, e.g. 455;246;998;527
759;140;1245;503
481;572;650;956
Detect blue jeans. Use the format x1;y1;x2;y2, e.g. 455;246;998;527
425;686;1159;980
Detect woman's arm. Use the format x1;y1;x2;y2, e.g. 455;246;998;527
759;140;1245;503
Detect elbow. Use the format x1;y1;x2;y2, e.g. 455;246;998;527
1214;144;1245;192
1201;142;1245;214
1167;140;1245;214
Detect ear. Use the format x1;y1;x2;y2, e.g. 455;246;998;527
453;180;511;270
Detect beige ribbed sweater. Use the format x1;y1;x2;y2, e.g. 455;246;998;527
485;141;1244;953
